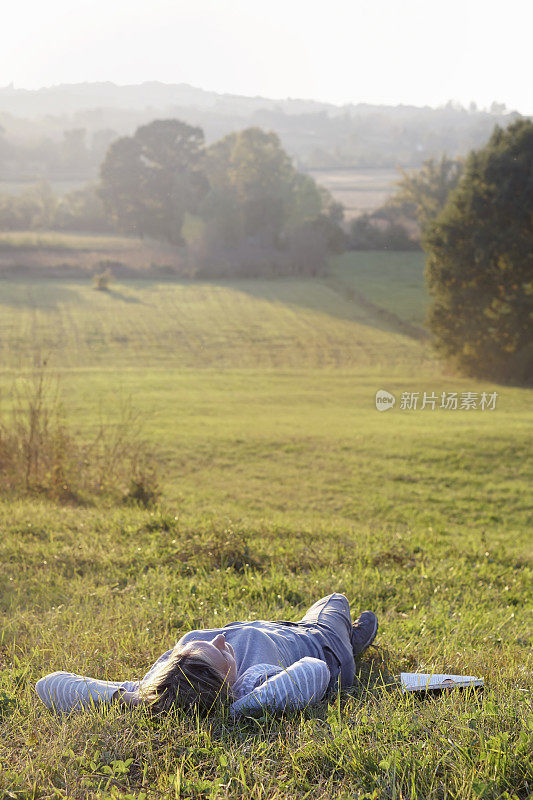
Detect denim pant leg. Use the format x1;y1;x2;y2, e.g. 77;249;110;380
298;593;356;690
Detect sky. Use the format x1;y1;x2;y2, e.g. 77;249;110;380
2;0;532;113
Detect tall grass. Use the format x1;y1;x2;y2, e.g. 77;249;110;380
0;504;531;799
0;363;158;505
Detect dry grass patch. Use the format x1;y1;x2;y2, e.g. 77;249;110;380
0;364;158;506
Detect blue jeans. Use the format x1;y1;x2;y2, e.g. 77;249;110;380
279;593;356;692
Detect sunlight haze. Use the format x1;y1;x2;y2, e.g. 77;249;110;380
2;0;532;113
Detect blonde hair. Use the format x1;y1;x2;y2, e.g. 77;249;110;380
140;643;233;714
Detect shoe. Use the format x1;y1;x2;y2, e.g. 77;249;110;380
351;611;378;656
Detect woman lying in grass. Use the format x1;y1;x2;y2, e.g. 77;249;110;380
36;593;378;716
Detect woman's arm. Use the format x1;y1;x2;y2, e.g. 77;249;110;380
35;672;139;713
230;657;330;716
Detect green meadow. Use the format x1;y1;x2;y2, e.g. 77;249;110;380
0;249;531;799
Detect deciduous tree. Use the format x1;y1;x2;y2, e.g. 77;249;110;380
99;120;207;243
394;155;463;232
424;119;533;384
203;128;323;247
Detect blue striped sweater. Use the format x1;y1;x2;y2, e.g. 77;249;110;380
36;620;333;715
35;656;330;715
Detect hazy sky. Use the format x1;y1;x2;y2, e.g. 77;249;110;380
2;0;532;113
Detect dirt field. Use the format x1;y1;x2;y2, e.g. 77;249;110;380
305;167;399;219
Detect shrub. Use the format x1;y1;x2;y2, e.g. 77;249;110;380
348;213;419;251
191;222;332;279
92;267;113;291
0;364;157;504
282;222;329;276
122;464;160;508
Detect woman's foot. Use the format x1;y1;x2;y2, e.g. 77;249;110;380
351;611;378;656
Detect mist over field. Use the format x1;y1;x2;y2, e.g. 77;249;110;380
0;81;522;182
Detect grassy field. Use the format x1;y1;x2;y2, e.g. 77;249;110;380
0;252;432;371
0;231;188;282
0;231;137;251
0;250;531;799
330;252;428;327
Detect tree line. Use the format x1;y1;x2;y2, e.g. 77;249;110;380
98;120;345;276
0;120;346;277
0;117;461;257
0;83;522;177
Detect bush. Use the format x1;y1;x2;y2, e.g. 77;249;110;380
190;220;332;279
0;364;158;504
92;268;113;290
282;222;329;276
348;213;419;251
54;183;113;233
122;466;160;508
0;182;113;234
309;212;347;255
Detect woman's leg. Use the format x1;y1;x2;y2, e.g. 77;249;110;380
297;594;378;690
298;593;353;647
298;593;356;690
300;593;378;656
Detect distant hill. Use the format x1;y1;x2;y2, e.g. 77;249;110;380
0;80;335;118
0;81;526;178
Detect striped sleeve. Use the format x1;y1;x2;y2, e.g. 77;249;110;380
231;663;283;698
229;657;330;716
35;672;139;713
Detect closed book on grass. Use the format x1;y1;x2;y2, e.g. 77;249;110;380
401;672;484;693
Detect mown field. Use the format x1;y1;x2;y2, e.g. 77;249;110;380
0;247;531;800
0;250;430;370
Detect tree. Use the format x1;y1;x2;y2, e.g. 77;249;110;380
393;155;463;233
99;119;207;244
99;136;145;236
192;127;343;276
55;183;112;233
203;127;322;247
0;181;59;230
348;213;417;251
424;119;533;384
